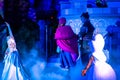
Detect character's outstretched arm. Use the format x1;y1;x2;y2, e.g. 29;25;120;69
81;55;94;76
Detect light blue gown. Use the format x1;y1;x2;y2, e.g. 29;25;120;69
1;48;30;80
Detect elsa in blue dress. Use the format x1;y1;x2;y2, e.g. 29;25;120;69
1;36;29;80
81;29;116;80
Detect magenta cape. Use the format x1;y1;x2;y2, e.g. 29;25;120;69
55;26;78;61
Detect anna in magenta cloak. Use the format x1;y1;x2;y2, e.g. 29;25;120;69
55;17;79;69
